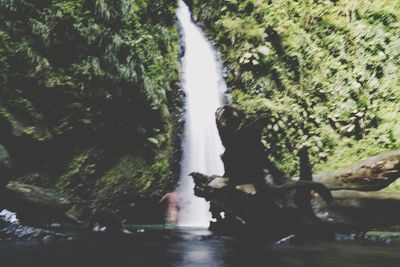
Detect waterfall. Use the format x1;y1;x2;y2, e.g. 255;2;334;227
176;0;227;228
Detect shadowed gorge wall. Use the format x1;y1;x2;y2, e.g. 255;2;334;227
0;0;182;218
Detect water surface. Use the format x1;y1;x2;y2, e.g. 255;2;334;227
1;228;399;267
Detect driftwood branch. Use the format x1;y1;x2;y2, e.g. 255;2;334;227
191;172;333;239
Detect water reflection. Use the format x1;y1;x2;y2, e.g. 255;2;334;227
173;229;225;267
0;228;400;267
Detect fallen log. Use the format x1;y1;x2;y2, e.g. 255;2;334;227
191;172;334;240
193;172;400;236
313;150;400;191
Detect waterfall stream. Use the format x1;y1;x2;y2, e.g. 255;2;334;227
176;0;227;228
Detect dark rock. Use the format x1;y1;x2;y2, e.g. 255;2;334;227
215;105;288;188
3;182;91;227
313;190;400;230
88;208;122;233
0;223;72;241
0;144;12;188
0;218;6;228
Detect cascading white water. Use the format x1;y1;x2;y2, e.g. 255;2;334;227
176;0;227;228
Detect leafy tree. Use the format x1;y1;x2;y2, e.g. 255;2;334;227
191;0;400;174
0;0;181;207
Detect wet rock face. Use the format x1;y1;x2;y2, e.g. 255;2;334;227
0;144;12;188
0;218;6;228
4;181;91;226
0;223;71;241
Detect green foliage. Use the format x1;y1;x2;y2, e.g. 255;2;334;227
0;0;181;206
91;144;172;207
56;149;94;188
53;128;173;206
100;152;169;194
192;0;400;175
0;0;180;143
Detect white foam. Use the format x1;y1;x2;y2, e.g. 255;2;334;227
0;209;20;225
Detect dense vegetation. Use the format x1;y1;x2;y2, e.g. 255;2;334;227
190;0;400;176
2;0;400;219
0;0;181;214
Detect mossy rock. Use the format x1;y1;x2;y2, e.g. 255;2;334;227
90;152;171;208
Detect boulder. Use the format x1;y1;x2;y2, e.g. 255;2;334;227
3;181;91;226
